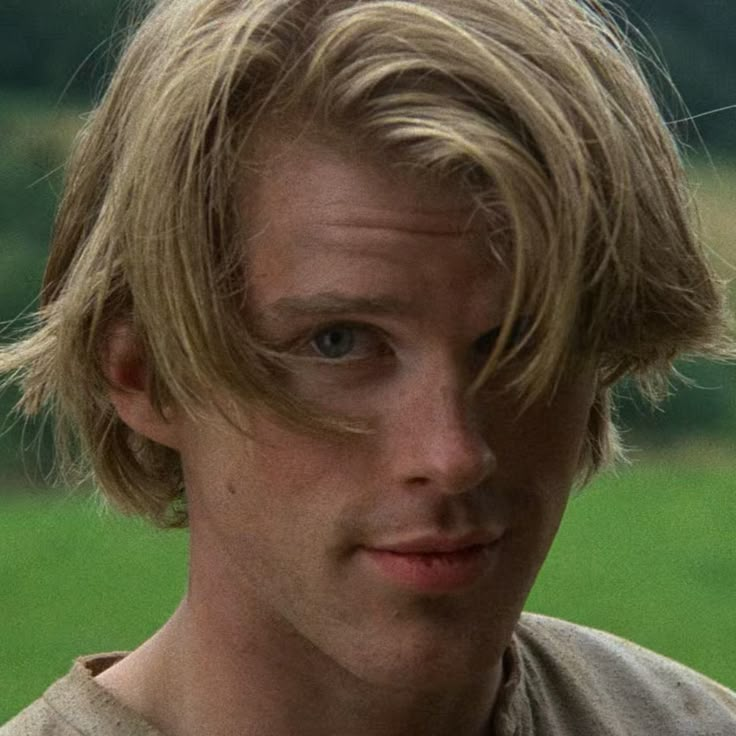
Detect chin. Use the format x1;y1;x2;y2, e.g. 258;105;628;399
331;609;510;691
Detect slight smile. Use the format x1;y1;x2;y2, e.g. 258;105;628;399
360;532;504;594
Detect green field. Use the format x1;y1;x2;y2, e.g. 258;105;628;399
1;459;735;723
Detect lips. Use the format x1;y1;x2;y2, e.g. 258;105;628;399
360;531;502;594
370;532;499;555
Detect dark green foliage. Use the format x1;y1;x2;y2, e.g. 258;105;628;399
0;0;131;104
0;92;76;316
0;93;72;486
616;360;736;448
620;0;736;155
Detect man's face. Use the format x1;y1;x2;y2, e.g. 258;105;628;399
175;139;595;690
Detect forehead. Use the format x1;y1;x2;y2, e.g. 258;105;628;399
242;137;507;310
253;137;475;228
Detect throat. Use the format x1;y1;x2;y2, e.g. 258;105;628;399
92;599;507;736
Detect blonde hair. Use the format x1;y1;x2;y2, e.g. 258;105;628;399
1;0;732;527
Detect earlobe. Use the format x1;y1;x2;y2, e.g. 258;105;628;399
104;324;180;450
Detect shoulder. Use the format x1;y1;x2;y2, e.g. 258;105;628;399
0;697;80;736
0;654;162;736
514;612;736;735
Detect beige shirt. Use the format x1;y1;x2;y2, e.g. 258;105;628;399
3;613;736;735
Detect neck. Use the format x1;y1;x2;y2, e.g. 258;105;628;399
97;591;506;736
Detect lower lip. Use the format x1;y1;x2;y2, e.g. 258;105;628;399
361;545;495;594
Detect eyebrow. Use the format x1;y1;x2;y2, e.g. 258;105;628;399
255;292;531;342
256;292;415;324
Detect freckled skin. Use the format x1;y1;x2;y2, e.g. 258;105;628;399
100;139;596;736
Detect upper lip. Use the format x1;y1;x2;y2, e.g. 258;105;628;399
367;531;502;554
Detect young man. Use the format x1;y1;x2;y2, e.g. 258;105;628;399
1;0;734;734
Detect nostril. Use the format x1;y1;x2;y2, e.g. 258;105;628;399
392;376;498;493
402;435;496;495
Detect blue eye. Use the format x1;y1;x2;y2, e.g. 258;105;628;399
312;326;357;359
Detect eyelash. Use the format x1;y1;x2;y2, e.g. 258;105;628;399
301;322;392;363
293;317;532;365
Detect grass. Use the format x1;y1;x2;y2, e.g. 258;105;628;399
526;459;736;690
0;494;188;722
1;458;735;723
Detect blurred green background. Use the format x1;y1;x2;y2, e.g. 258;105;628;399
1;0;735;723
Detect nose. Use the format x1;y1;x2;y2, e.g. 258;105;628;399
388;375;497;495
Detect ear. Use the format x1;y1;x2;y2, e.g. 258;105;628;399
104;324;180;450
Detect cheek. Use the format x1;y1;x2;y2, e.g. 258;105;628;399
499;382;594;473
182;415;366;532
243;420;360;490
487;381;595;520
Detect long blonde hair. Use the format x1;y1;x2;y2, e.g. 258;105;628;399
1;0;732;526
